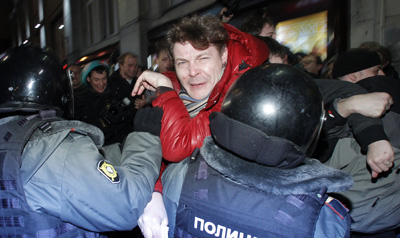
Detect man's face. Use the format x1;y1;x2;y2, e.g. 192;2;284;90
357;65;385;81
260;23;276;39
156;50;173;73
87;70;108;93
301;55;321;75
120;55;138;79
68;65;82;88
173;42;228;100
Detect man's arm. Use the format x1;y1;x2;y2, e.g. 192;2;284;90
138;157;190;238
132;70;173;96
24;130;162;232
315;79;394;178
336;92;393;118
335;93;395;178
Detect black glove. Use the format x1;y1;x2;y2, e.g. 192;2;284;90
133;106;163;136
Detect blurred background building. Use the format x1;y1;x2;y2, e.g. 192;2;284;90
1;0;399;72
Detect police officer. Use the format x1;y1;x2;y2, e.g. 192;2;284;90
157;64;353;238
0;45;162;237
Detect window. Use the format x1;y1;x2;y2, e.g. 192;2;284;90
85;0;119;46
276;11;328;60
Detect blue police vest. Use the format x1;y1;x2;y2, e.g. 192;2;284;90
0;113;102;238
174;154;328;238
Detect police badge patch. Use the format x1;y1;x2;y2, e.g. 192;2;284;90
97;160;120;184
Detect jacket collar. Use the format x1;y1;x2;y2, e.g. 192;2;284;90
200;136;353;195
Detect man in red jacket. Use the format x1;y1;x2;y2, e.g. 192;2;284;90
134;15;268;162
132;14;268;237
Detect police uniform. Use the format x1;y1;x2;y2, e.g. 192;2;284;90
161;131;353;238
0;113;162;237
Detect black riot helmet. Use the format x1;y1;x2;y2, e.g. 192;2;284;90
0;45;73;117
221;64;325;155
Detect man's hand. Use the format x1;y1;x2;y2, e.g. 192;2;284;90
132;71;173;96
219;7;234;23
337;92;393;118
138;192;168;238
134;96;146;109
367;140;395;178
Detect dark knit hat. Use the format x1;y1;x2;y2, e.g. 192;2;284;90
332;48;382;78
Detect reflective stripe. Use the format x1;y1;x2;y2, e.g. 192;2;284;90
77;232;101;238
0;235;28;238
0;180;17;190
2;132;12;142
0;216;24;227
0;153;5;177
37;223;76;238
1;199;21;209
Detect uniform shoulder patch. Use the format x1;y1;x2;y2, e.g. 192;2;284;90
325;196;349;220
97;160;120;184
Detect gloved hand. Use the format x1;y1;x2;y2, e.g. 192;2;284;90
134;107;163;136
138;192;168;238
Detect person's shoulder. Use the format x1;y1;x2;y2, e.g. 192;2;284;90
223;23;241;34
224;23;259;44
314;197;351;237
59;120;105;147
224;24;269;66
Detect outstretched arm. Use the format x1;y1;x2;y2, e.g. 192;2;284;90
331;92;394;178
23;130;162;232
336;92;393;118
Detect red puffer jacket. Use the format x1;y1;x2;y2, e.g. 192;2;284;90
152;23;269;163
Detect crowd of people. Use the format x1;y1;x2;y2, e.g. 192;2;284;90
0;6;399;238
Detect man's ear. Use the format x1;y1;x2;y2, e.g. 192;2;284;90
347;72;358;83
283;55;288;64
221;47;228;65
86;77;91;84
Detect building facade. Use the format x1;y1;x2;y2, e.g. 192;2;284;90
6;0;400;71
